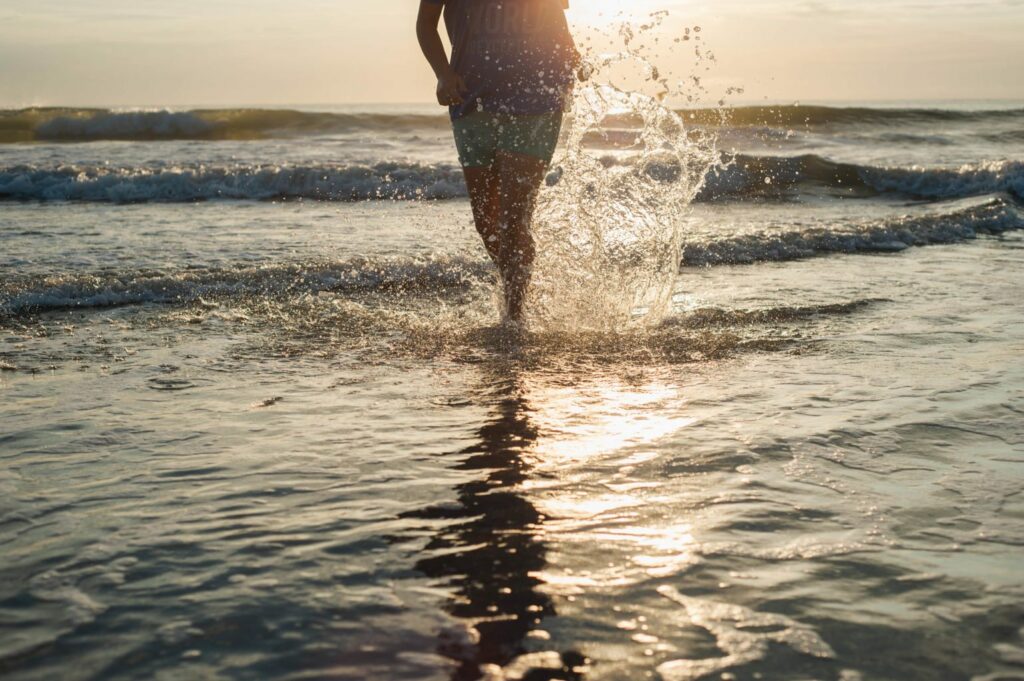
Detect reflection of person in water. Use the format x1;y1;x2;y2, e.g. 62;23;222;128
405;376;585;680
417;0;581;324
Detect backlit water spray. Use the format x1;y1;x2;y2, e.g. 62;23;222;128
526;12;723;332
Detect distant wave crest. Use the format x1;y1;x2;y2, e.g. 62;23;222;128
34;111;217;141
697;156;1024;201
1;105;1021;142
699;104;1024;127
1;156;1020;204
0;162;468;202
0;108;451;142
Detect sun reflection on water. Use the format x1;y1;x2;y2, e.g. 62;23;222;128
415;363;834;680
509;371;704;593
523;379;697;462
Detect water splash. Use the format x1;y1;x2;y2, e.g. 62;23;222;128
527;13;722;332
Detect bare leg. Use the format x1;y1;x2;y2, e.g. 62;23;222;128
494;150;549;322
462;166;502;267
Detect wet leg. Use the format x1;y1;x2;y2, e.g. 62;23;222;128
462;166;502;267
494;150;548;322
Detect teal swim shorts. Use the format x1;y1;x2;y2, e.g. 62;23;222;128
451;111;564;168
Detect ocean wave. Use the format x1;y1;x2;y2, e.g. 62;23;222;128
34;111;218;141
1;157;1021;204
599;105;1024;131
679;198;1023;266
2;201;1019;318
859;160;1024;201
0;162;468;202
2;105;1020;143
0;256;490;317
684;105;1024;128
695;156;1024;202
861;129;1024;146
0;108;451;143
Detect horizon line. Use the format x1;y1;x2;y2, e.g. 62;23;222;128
3;97;1024;112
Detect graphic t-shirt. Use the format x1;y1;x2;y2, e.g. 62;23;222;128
426;0;576;119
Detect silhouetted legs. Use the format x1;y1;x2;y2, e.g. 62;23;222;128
463;150;548;323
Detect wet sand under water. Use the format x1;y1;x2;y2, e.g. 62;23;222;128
2;217;1023;680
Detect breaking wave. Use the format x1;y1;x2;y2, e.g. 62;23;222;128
2;200;1019;319
0;108;451;143
1;157;1021;204
696;156;1024;201
689;104;1024;128
0;162;467;202
680;198;1023;266
2;105;1020;143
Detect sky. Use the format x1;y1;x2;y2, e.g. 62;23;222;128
0;0;1021;108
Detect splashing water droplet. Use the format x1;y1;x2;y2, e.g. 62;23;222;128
526;15;721;332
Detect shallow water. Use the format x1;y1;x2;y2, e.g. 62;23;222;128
3;81;1024;681
2;194;1023;679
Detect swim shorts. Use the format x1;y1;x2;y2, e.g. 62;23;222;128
452;111;564;168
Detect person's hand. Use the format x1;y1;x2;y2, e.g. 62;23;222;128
436;69;467;106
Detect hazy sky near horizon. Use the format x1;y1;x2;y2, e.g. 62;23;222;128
0;0;1021;107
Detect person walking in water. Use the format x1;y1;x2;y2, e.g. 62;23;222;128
417;0;579;324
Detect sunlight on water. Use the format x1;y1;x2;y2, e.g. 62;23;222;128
517;370;701;582
524;379;695;461
499;368;841;679
528;14;721;331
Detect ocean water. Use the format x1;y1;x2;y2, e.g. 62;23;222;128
2;94;1024;681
